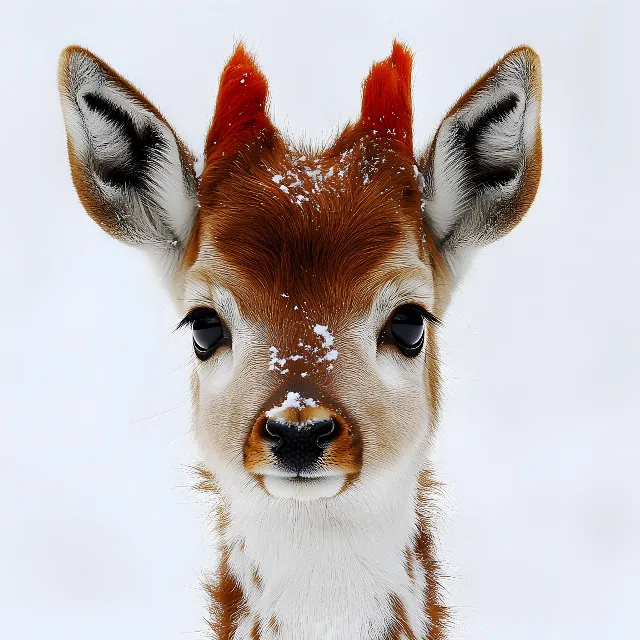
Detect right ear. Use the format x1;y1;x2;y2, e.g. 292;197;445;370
419;47;542;281
58;46;198;265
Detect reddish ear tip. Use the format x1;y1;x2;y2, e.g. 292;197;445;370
390;40;413;77
218;42;268;102
204;43;275;166
226;42;255;69
360;41;414;153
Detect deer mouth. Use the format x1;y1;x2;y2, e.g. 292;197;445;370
260;474;348;501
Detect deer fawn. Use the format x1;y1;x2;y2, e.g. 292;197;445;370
58;41;542;639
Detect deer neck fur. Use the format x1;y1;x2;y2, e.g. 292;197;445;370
200;455;447;640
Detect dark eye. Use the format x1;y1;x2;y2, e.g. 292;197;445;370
382;305;434;357
179;308;227;360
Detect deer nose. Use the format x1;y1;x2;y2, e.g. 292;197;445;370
265;419;337;473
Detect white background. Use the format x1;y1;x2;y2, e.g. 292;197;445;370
2;1;638;638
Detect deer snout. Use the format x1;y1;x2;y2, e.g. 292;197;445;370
265;419;337;473
243;395;363;488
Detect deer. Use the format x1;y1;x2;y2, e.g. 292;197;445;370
57;40;542;640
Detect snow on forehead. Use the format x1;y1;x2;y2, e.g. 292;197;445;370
264;139;416;209
197;135;424;309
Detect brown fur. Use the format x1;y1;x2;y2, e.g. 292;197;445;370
388;594;419;640
204;549;248;639
385;471;449;639
415;471;450;639
251;568;263;591
187;90;449;636
189;136;426;321
268;616;280;634
194;466;250;639
243;415;274;472
404;546;416;583
59;40;542;639
321;411;363;474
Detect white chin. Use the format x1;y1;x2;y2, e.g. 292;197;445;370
263;475;345;500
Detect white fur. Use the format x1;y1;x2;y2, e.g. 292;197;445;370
208;442;431;640
182;253;437;638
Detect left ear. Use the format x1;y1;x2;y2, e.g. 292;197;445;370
58;46;198;267
420;46;542;278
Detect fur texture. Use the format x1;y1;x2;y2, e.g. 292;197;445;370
58;41;542;639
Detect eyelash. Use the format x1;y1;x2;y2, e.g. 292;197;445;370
176;307;219;331
408;305;441;326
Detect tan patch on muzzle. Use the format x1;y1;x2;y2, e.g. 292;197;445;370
243;402;362;477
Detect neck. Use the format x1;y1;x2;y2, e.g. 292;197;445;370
197;467;448;640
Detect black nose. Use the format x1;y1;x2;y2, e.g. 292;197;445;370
265;419;337;473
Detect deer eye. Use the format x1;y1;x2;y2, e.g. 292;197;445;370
179;308;227;361
382;305;438;357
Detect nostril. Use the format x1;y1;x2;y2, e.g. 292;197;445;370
264;421;286;452
311;419;336;448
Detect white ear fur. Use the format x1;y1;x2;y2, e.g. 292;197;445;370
58;47;198;267
420;47;542;281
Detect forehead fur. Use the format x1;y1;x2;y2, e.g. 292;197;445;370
182;42;444;321
189;140;431;313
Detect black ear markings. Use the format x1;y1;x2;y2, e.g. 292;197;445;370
457;92;521;192
464;93;520;141
82;91;167;191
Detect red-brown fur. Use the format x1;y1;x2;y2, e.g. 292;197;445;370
354;41;414;151
194;467;247;638
189;42;428;294
187;43;449;639
205;548;248;639
389;594;419;640
416;471;450;639
187;42;445;330
185;44;447;481
59;35;542;640
204;45;276;172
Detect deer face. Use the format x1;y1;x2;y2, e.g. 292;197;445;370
181;135;445;500
58;43;541;502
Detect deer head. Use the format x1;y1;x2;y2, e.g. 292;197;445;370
58;41;541;636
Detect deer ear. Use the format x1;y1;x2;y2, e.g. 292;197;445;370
58;46;198;266
420;46;542;279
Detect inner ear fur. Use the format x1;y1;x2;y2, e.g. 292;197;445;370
419;46;542;273
58;46;198;254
